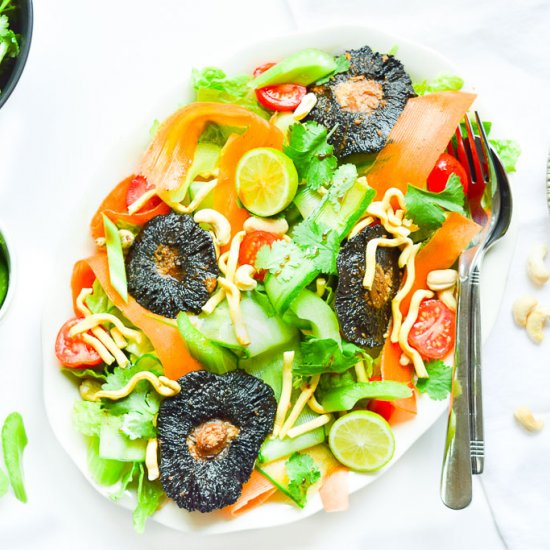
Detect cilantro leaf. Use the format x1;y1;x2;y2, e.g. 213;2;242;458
284;121;337;191
191;66;268;119
101;363;163;440
285;452;321;508
292;222;339;274
405;174;466;230
415;360;452;400
315;54;351;85
255;240;305;282
295;338;366;375
413;74;464;96
489;138;521;173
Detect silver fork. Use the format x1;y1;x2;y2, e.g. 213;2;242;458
440;112;512;507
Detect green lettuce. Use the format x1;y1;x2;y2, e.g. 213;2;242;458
192;66;268;118
413;74;464;95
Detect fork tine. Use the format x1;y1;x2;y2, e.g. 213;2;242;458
454;127;473;183
474;112;493;179
463;115;485;185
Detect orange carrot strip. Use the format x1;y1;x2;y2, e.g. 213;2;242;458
139;102;283;237
222;470;277;518
82;254;201;379
381;338;417;416
368;91;476;197
400;212;481;313
71;259;96;315
90;176;170;240
319;467;349;513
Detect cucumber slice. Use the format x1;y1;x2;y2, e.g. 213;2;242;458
177;312;237;374
250;49;336;88
164;142;221;204
99;417;147;462
259;403;327;464
196;291;298;357
312;177;376;239
264;257;319;314
289;289;341;344
293;187;323;219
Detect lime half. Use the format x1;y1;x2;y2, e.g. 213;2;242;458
235;147;298;217
328;410;396;472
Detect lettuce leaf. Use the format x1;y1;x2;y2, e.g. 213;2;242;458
489;138;521;173
192;66;269;118
413;74;464;95
133;464;165;534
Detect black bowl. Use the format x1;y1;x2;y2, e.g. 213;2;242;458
0;0;33;109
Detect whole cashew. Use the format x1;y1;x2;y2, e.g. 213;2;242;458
243;216;288;235
527;244;550;286
514;407;544;432
525;305;550;343
512;295;538;327
194;209;231;246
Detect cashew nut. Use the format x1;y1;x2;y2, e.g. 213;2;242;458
438;288;457;312
234;264;257;291
525;305;550;343
194;209;231;246
293;92;317;121
512;295;538;327
243;216;288;235
514;406;544;432
119;229;135;249
79;379;103;401
527;243;550;286
427;269;458;291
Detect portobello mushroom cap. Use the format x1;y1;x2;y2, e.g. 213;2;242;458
125;212;218;318
306;45;416;157
336;225;403;348
157;370;277;513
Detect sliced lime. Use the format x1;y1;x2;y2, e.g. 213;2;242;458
328;410;395;472
235;147;298;217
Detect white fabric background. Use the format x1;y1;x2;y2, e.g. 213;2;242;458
0;0;548;548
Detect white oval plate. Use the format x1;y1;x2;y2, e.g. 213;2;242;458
42;24;513;534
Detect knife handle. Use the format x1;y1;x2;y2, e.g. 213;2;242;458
441;265;473;509
469;266;485;474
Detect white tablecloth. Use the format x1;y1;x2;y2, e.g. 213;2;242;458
0;0;548;548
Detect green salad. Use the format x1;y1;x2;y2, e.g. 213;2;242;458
53;43;519;532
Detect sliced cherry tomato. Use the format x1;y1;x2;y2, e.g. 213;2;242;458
427;152;469;194
55;318;103;368
125;175;162;212
408;299;456;360
368;400;395;422
255;84;307;112
253;62;276;78
238;231;282;281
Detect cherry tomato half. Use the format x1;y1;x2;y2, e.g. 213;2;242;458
125;175;162;212
238;231;282;281
408;299;456;360
368;400;395;422
255;84;307;112
55;318;103;368
253;62;276;78
427;153;469;194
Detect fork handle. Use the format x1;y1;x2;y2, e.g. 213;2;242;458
469;265;485;474
440;264;473;509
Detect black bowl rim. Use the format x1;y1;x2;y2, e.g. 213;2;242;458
0;0;33;110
